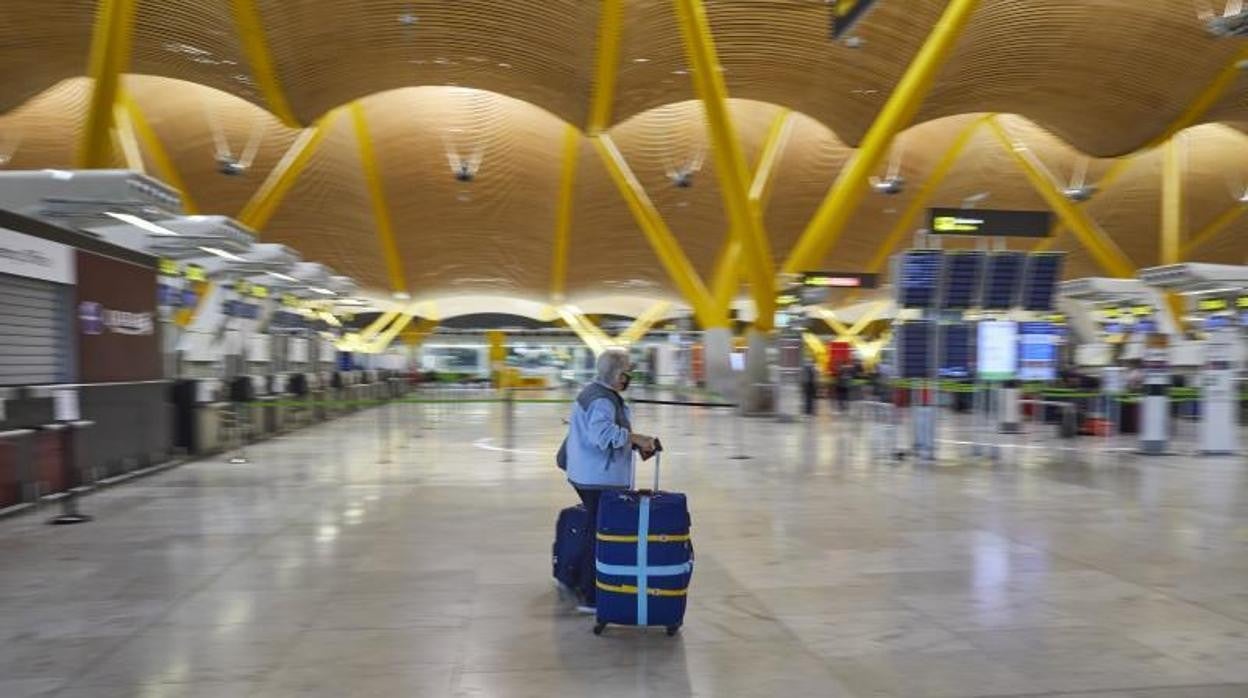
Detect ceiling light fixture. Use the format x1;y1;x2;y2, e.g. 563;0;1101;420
310;287;336;296
106;212;180;236
199;246;245;261
266;271;298;282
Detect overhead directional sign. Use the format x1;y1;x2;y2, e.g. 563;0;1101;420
800;271;878;289
928;208;1052;238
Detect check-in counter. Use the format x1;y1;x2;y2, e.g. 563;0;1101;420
251;395;279;438
0;428;35;510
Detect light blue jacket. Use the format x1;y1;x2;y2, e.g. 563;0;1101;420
565;381;633;489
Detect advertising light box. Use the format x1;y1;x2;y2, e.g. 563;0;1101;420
977;320;1018;381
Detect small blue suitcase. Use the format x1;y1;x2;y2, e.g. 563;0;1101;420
552;504;588;596
593;452;692;636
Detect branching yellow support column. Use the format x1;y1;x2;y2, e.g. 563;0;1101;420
229;0;301;127
988;118;1135;278
587;0;624;134
550;125;580;301
783;0;983;275
1033;156;1135;253
673;0;776;331
238;109;341;230
1161;136;1183;265
80;0;138;168
350;102;408;295
112;102;144;174
556;306;614;355
617;301;673;345
710;109;793;315
1145;45;1248;150
593;134;720;329
121;93;200;213
1181;203;1247;259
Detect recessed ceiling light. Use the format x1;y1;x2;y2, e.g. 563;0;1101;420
632;57;650;63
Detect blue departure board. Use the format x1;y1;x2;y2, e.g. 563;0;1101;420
896;320;933;379
939;323;974;379
1021;252;1065;311
897;250;943;309
980;251;1026;310
1018;321;1058;381
940;251;985;310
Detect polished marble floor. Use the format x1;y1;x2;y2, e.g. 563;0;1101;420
1;396;1247;697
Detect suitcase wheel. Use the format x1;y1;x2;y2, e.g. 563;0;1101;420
593;623;606;636
666;624;681;637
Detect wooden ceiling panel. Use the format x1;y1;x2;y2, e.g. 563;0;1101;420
255;0;598;127
129;0;257;105
0;1;94;114
0;79;92;170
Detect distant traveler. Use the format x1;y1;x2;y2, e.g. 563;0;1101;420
563;349;657;614
801;362;818;416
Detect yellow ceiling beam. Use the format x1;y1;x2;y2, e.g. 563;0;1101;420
400;317;440;347
349;102;407;295
556;306;614;355
1181;203;1247;259
550;125;581;301
592;134;721;329
120;92;199;213
1145;45;1248;150
710;109;794;315
782;0;983;275
111;101;144;174
366;312;416;354
988;117;1135;278
228;0;300;127
238;109;340;230
1033;155;1135;253
79;0;137;168
801;331;828;369
1161;136;1183;265
587;0;624;134
617;301;673;345
674;0;778;331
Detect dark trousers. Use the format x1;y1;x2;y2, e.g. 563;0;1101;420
573;486;603;604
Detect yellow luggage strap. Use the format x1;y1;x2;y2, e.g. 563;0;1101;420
596;532;690;543
595;580;688;597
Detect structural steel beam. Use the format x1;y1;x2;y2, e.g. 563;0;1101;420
556;306;613;355
238;109;340;230
400;317;440;347
673;0;777;331
617;301;673;345
350;102;408;295
229;0;301;127
1181;203;1247;259
782;0;983;275
550;125;581;301
1161;136;1183;265
1145;45;1248;150
801;331;828;370
988;118;1135;278
1033;155;1135;253
368;312;415;353
121;93;199;213
587;0;624;134
863;116;985;275
79;0;137;169
592;134;720;329
111;101;145;174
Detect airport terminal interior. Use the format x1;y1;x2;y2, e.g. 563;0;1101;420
2;1;1248;696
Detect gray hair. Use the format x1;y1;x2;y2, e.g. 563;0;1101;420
595;348;631;385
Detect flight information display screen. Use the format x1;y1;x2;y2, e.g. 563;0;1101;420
897;250;943;309
939;251;985;310
939;323;974;379
896;320;934;379
1021;252;1065;311
977;320;1018;381
980;251;1027;310
1018;321;1059;381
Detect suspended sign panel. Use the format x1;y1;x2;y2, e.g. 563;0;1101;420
928;208;1052;238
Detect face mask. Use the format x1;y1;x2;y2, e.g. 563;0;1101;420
618;372;632;391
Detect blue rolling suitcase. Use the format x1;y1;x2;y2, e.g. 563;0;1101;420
593;451;693;636
552;504;588;596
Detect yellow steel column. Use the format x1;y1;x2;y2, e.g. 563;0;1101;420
238;109;341;230
1033;156;1135;253
587;0;624;134
673;0;776;331
120;93;200;213
550;125;581;301
350;102;408;295
988;118;1135;278
592;135;720;329
1161;136;1183;265
556;306;613;355
1146;46;1248;149
79;0;138;168
1181;204;1247;259
782;0;983;275
112;102;145;174
229;0;301;127
617;301;673;345
710;109;793;315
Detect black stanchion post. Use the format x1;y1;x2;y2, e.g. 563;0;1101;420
502;388;515;463
48;420;93;525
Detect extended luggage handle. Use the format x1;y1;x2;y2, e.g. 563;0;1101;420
633;437;663;494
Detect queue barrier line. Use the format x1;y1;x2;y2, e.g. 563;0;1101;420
238;396;738;409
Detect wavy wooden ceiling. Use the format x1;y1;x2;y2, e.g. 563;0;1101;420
1;1;1247;306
